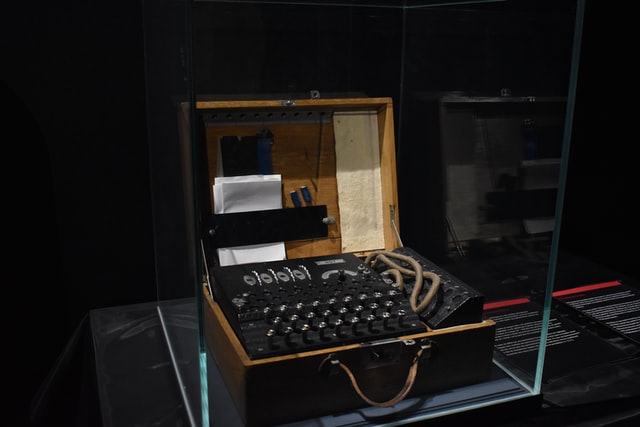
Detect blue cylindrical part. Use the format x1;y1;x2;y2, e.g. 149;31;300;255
300;185;312;203
290;190;302;208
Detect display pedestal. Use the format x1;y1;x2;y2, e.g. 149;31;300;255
87;299;539;427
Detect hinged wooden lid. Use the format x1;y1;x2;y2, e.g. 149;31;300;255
195;97;400;260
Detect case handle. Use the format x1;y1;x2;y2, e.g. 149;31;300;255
318;344;427;408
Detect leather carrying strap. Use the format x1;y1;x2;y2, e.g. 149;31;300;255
318;347;425;408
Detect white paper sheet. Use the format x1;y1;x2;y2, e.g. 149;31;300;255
333;111;385;252
216;243;286;266
213;174;282;214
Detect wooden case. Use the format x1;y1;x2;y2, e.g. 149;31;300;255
194;97;495;427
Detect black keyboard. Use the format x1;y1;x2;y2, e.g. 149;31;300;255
210;252;427;359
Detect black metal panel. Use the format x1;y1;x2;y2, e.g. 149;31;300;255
206;205;329;248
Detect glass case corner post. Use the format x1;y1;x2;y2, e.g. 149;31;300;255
142;0;209;425
533;0;585;395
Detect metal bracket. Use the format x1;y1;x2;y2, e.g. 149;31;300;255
318;353;341;377
418;338;433;361
360;338;427;370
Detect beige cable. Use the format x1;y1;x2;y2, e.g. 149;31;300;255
364;250;441;314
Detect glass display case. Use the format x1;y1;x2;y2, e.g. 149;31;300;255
142;1;589;426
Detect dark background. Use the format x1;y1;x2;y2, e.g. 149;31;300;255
2;1;637;426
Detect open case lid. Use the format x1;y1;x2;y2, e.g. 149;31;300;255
189;96;401;267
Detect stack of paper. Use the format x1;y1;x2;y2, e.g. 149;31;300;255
213;174;286;266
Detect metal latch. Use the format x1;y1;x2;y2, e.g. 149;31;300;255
360;338;431;370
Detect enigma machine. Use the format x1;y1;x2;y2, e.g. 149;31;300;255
192;97;496;427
